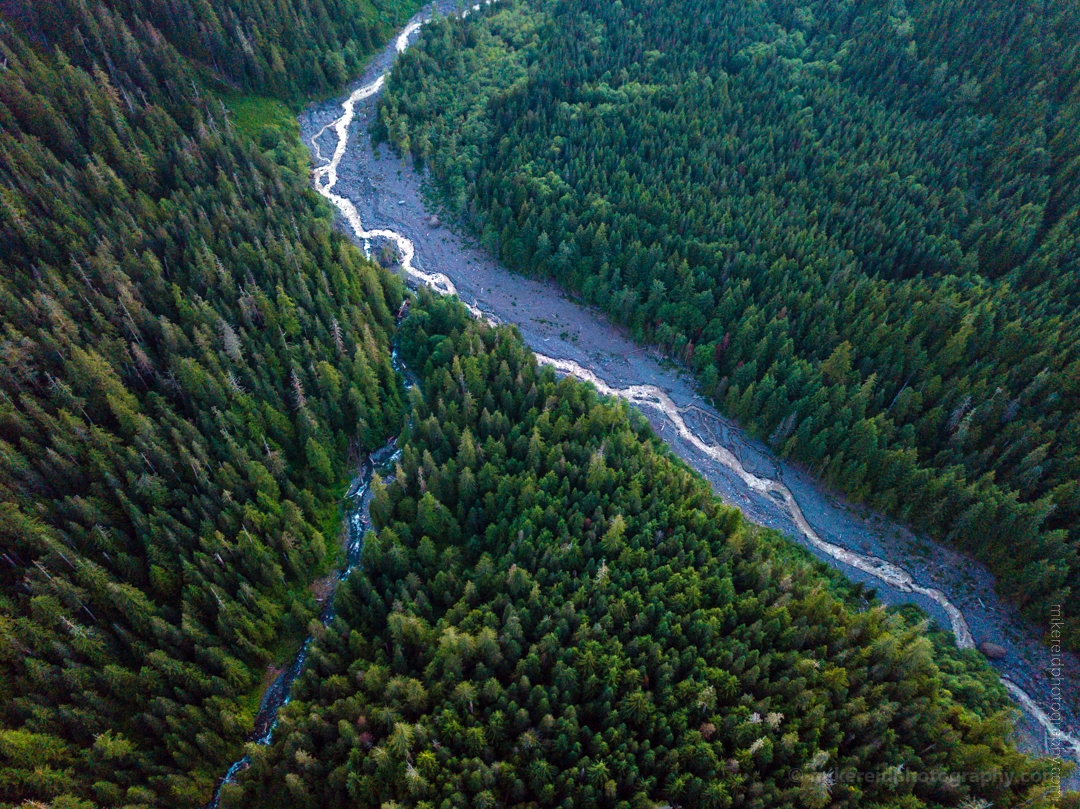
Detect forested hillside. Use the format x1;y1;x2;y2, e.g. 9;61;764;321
1;0;414;101
0;0;415;805
375;0;1080;643
223;295;1066;809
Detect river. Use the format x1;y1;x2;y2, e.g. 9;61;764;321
300;2;1080;779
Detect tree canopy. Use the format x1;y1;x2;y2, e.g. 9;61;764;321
1;0;1077;806
0;0;415;804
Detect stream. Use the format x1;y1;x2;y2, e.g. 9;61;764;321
202;441;401;807
298;0;1080;784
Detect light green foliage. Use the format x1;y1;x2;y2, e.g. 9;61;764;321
224;94;312;176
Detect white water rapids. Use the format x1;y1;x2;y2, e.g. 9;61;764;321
309;14;1080;764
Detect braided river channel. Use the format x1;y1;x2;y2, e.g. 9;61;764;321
293;0;1080;785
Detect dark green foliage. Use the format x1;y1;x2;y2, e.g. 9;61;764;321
229;294;1065;809
2;0;417;102
0;0;412;805
376;0;1080;643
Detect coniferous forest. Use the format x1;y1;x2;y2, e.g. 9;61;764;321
0;0;1078;806
0;0;413;804
375;0;1080;643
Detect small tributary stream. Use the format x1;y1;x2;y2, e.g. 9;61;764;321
202;440;401;808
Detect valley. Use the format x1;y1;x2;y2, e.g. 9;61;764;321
301;8;1080;772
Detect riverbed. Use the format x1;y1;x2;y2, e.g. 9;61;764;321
299;5;1080;777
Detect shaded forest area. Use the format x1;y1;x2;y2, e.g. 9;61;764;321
1;0;412;101
224;294;1070;809
375;0;1080;644
0;0;416;805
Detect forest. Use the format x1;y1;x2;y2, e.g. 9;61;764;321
221;294;1071;809
375;0;1080;645
0;0;1077;805
0;0;414;805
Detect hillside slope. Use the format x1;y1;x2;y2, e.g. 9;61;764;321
0;0;414;804
0;1;1076;807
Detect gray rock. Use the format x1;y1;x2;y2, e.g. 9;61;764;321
979;641;1008;660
